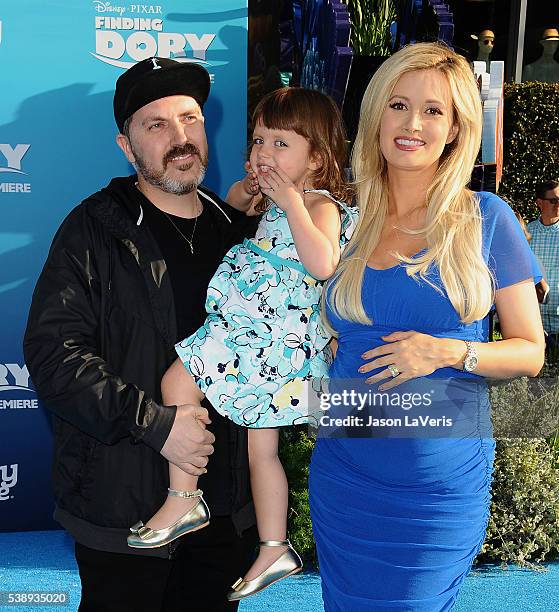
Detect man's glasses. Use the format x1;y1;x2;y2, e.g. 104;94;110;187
541;197;559;205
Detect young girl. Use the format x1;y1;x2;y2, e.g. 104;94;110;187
127;87;357;600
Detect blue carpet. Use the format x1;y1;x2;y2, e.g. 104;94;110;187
1;531;558;611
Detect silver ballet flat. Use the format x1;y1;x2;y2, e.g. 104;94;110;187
127;488;210;549
227;539;303;601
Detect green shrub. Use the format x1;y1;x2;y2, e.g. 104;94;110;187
499;82;559;219
479;438;559;566
279;427;318;565
489;377;559;439
549;433;559;468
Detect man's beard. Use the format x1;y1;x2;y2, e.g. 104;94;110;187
131;142;208;195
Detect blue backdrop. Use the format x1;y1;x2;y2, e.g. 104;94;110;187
0;0;248;531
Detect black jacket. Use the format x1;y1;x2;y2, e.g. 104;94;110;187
24;176;258;557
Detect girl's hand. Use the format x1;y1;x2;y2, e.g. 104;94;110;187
358;331;464;390
257;166;305;213
242;161;259;197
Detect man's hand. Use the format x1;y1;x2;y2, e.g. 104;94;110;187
160;404;215;476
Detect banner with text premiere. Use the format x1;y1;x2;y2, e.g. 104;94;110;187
0;0;248;531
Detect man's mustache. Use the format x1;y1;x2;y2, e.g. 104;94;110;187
163;144;201;167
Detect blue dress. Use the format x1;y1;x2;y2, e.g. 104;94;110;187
309;193;542;611
175;191;358;428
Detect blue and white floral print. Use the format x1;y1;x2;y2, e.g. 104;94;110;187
175;191;358;428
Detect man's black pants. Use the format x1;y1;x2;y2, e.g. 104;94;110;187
75;517;258;612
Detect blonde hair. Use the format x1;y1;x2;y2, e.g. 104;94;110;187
325;42;492;331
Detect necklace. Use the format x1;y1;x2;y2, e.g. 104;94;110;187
134;181;201;254
161;204;201;255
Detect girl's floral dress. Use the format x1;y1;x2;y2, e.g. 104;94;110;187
175;190;358;427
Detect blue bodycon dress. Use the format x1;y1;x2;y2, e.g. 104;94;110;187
309;192;542;611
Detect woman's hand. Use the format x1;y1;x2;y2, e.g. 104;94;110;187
358;331;466;390
257;166;305;213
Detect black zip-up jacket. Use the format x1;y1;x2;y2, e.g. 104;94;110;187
23;176;258;558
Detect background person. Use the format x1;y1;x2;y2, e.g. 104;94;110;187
514;210;550;304
527;179;559;354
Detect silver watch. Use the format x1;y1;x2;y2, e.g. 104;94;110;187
462;340;478;372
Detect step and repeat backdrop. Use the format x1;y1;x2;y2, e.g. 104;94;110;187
0;0;248;530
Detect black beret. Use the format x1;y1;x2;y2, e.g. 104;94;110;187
113;57;210;133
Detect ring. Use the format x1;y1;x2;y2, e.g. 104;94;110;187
388;364;400;378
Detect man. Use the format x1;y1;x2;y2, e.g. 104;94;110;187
527;180;559;353
24;57;258;611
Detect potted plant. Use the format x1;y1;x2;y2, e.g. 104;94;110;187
342;0;397;142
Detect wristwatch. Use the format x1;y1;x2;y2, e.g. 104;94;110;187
462;340;478;372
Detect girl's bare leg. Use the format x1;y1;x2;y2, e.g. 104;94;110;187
145;359;205;529
243;428;289;580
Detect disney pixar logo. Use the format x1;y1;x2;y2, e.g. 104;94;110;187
93;2;162;15
92;1;215;69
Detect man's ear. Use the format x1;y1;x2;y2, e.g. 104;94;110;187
446;123;458;145
116;133;135;165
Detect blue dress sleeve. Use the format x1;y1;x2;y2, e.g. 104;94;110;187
479;192;543;289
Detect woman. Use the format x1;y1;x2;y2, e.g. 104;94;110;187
309;42;545;611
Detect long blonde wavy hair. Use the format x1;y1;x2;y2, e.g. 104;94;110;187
325;42;492;331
